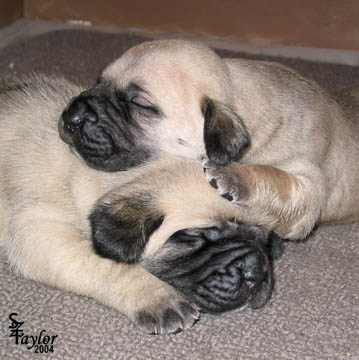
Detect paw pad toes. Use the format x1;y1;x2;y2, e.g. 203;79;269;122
135;300;200;335
136;311;159;335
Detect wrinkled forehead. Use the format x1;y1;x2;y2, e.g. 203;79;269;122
103;40;223;77
108;55;194;89
101;41;232;102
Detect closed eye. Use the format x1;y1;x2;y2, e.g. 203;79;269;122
115;83;162;117
130;97;160;116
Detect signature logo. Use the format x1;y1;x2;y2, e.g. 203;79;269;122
9;313;58;353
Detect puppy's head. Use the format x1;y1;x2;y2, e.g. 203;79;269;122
90;190;280;313
143;222;278;313
58;83;154;171
59;39;250;171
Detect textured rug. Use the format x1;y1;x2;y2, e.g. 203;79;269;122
0;29;358;360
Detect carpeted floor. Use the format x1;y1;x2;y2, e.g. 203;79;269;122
0;29;358;360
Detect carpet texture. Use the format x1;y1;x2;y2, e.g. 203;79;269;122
0;29;358;360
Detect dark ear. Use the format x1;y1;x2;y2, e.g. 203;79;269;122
202;98;250;165
90;194;165;264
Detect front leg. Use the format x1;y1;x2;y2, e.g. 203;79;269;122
5;205;199;335
204;161;324;240
90;185;285;314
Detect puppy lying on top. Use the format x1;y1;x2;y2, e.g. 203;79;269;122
0;74;282;336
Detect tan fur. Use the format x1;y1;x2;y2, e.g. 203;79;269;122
99;40;359;240
95;156;250;258
0;76;220;334
0;73;257;334
2;40;359;333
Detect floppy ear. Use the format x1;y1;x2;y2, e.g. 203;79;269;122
202;98;250;165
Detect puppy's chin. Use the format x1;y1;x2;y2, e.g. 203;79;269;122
142;222;277;314
58;118;152;172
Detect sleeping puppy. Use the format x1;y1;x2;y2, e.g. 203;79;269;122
0;75;280;335
60;39;359;243
90;160;285;314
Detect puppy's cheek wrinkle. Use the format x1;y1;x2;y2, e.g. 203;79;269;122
143;223;273;313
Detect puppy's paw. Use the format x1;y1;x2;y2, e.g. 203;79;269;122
129;282;200;335
203;161;247;204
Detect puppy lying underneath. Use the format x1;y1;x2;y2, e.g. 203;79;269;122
0;75;281;335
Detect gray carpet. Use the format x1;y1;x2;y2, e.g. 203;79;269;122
0;30;358;360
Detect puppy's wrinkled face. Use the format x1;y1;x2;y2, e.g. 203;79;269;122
143;223;286;313
59;82;157;171
59;40;250;171
91;193;282;313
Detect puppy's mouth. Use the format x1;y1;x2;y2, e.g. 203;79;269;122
58;90;152;172
185;242;272;313
143;222;280;314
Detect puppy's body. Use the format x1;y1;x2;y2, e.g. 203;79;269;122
0;76;194;334
0;75;272;333
224;60;359;226
60;39;359;241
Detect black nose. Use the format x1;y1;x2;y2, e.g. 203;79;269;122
62;96;98;135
